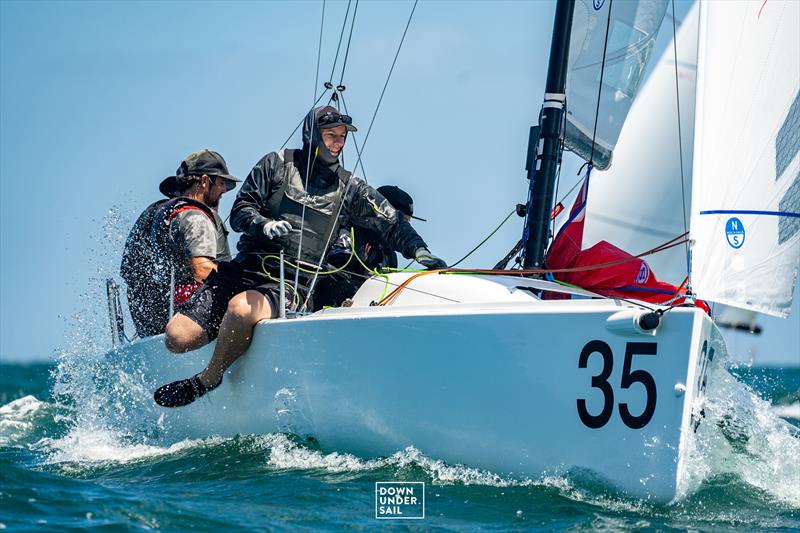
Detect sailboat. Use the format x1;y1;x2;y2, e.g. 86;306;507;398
103;0;799;501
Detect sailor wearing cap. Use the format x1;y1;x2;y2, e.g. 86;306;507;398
320;185;428;307
329;185;425;270
153;106;446;408
120;149;239;338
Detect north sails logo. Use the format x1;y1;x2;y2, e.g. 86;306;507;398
725;217;746;249
593;0;606;10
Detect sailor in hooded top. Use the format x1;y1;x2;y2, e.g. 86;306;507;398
154;105;446;408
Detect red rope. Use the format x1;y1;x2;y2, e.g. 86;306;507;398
377;233;690;305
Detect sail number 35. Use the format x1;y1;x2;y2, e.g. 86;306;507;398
577;340;657;429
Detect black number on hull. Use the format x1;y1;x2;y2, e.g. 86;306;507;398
577;340;658;429
577;340;615;428
618;342;658;429
691;339;715;432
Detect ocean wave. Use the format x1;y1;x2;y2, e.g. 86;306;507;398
0;395;68;448
0;396;44;445
6;398;798;526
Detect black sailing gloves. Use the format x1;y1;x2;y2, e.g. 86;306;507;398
414;247;447;270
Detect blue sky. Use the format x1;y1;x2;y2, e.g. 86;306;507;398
1;0;797;366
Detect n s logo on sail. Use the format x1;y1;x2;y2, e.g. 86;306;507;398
725;217;746;249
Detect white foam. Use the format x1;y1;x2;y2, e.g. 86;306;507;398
263;433;384;473
0;396;46;446
0;395;43;417
772;402;800;420
260;435;652;512
261;433;576;492
678;349;800;507
39;427;218;467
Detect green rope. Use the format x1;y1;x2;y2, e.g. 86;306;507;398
258;207;519;307
449;208;516;268
260;227;392;304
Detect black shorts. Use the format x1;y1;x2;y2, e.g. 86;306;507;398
176;260;304;340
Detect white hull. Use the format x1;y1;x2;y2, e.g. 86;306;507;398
106;274;719;501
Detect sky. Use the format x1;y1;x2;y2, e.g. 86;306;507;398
0;0;797;366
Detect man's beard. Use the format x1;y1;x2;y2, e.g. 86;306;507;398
205;195;220;209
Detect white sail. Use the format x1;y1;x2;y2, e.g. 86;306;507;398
690;0;800;317
565;0;668;170
583;4;699;285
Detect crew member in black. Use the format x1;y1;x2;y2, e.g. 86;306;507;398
120;150;238;337
154;106;446;407
324;185;425;305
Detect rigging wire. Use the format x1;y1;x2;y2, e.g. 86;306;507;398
299;0;420;311
548;99;568;248
338;0;359;87
279;91;330;151
339;92;369;182
328;0;353;85
360;0;418;153
294;0;328;306
588;0;614;166
671;0;691;288
554;172;584;210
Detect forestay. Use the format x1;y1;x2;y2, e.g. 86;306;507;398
690;0;800;317
565;0;667;170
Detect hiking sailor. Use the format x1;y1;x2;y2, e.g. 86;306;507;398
153;106;446;407
120;149;239;337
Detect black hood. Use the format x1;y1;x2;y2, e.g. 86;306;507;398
302;106;341;173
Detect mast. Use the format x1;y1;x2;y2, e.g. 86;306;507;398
523;0;575;269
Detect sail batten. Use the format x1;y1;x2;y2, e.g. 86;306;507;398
690;0;800;317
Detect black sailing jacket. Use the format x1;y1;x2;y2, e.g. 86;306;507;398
230;108;426;267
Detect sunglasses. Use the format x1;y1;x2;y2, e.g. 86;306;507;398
210;175;236;192
317;111;353;127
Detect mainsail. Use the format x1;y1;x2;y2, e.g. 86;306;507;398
565;0;668;169
690;0;800;317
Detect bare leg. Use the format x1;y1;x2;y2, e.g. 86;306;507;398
164;314;209;353
197;290;273;388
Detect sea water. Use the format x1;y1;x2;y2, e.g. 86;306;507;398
1;359;798;532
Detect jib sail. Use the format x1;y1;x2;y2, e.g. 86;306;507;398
690;0;800;317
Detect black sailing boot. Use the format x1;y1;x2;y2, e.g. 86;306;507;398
153;374;221;408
